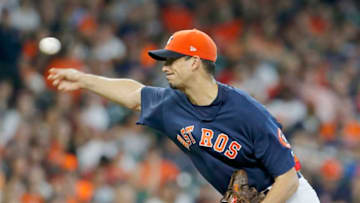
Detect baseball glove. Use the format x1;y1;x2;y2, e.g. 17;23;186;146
220;170;266;203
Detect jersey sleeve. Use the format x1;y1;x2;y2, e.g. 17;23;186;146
136;86;167;132
253;119;295;178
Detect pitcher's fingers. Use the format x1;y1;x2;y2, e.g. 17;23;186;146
48;73;56;80
53;79;60;86
48;68;65;79
49;68;61;74
57;81;80;91
58;81;68;91
48;72;64;81
48;74;61;81
48;69;57;78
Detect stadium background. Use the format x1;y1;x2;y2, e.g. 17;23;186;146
0;0;360;202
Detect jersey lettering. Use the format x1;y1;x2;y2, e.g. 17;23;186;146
185;125;196;144
178;126;242;159
225;141;242;159
181;128;192;145
177;125;196;150
214;133;229;153
200;128;214;147
177;134;190;150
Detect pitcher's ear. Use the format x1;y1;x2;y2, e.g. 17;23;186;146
190;55;201;71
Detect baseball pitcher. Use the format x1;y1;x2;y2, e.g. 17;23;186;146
48;29;320;203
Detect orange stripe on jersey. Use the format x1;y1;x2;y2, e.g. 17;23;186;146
294;154;302;171
214;133;229;153
199;128;214;147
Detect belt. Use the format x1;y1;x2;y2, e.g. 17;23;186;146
262;171;303;195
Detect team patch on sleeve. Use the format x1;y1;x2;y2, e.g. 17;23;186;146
277;128;302;171
277;128;291;148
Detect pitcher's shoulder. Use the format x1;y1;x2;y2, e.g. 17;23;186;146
218;83;257;105
219;82;274;123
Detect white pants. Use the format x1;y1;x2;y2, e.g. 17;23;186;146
287;177;320;203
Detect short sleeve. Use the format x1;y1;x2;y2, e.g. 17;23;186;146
253;120;295;178
136;86;167;132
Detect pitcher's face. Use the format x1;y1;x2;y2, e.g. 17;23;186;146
162;57;193;89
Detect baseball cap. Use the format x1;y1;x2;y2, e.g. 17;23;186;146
149;29;217;62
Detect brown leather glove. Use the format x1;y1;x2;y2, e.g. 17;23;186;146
220;170;266;203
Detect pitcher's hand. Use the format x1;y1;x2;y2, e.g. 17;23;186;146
48;68;84;91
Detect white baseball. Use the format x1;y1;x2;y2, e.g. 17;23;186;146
39;37;61;55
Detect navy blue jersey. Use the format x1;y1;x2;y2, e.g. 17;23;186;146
137;82;297;194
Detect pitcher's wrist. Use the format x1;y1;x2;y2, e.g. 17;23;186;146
79;73;92;89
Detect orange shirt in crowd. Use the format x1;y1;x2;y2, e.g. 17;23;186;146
139;160;179;187
75;179;94;202
162;5;194;32
21;193;44;203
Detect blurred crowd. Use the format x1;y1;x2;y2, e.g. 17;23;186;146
1;0;360;202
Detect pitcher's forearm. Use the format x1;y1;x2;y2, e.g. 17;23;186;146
261;168;299;203
80;73;144;110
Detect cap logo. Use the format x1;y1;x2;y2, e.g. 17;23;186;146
190;46;197;52
166;35;174;45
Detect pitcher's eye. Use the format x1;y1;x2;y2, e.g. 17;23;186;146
164;58;177;66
